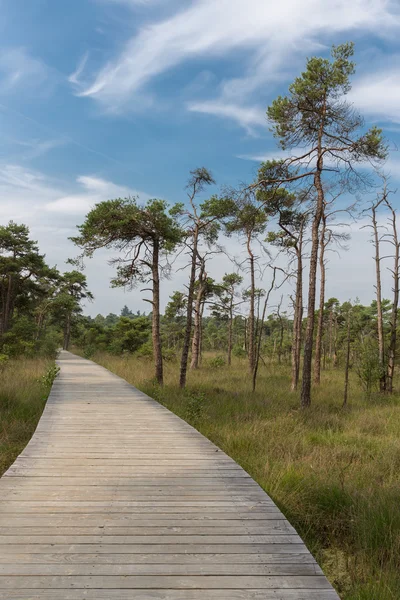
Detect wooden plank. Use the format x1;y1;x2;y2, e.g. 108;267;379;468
0;590;341;599
0;350;339;598
0;574;332;589
0;563;322;575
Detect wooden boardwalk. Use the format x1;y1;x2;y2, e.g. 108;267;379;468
0;350;340;599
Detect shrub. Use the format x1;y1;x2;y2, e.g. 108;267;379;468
38;328;62;358
354;337;383;397
209;355;225;369
39;364;60;388
135;341;153;359
185;391;206;422
0;354;9;372
83;344;96;359
232;344;247;358
162;348;177;362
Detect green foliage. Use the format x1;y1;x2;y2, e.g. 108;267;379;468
83;344;96;359
71;197;183;280
208;355;226;369
0;354;9;371
185;390;206;422
266;42;386;162
38;328;62;358
232;344;247;358
38;364;60;388
354;336;383;396
162;347;177;362
135;340;153;359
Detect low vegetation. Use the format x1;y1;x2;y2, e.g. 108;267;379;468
0;357;56;476
81;349;400;600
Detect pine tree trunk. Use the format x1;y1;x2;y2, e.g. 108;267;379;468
63;313;71;350
314;214;327;384
179;228;198;388
291;232;304;391
247;234;256;375
300;95;327;408
387;207;399;393
372;205;386;392
152;239;163;385
190;261;206;370
343;308;351;407
227;301;233;366
1;274;13;335
301;168;324;408
329;308;333;363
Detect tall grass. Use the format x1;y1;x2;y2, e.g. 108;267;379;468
0;357;54;475
84;350;400;600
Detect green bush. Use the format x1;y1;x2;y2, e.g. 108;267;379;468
83;344;96;359
39;364;60;388
232;344;247;358
135;341;153;359
162;348;177;362
185;391;206;422
38;328;62;358
209;355;225;369
0;354;9;372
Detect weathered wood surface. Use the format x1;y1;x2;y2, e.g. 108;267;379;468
0;350;340;599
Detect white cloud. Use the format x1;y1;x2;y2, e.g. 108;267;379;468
68;52;89;86
187;101;266;134
77;0;399;125
350;65;400;123
0;164;149;223
0;48;51;95
45;175;145;214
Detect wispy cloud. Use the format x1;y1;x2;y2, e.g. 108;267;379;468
0;163;149;224
187;101;267;134
77;0;399;126
68;52;89;86
350;64;400;124
0;47;52;96
45;174;149;215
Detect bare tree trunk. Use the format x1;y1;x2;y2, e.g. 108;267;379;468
386;203;399;393
247;234;256;375
1;275;13;335
227;300;233;366
372;204;386;392
179;228;199;388
301;175;324;408
291;230;304;391
343;307;351;407
199;297;206;365
301;97;326;409
252;269;276;392
333;317;338;368
314;214;327;384
63;313;71;351
190;260;206;370
152;239;163;385
35;312;44;341
329;307;333;364
277;296;284;365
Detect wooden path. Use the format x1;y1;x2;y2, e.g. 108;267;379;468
0;350;340;599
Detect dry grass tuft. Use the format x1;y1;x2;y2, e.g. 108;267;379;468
0;357;53;475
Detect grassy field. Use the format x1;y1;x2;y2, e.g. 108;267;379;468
80;350;400;600
0;357;55;476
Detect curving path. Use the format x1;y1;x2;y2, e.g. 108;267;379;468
0;351;339;599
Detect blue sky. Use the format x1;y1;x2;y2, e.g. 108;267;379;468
1;0;400;315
